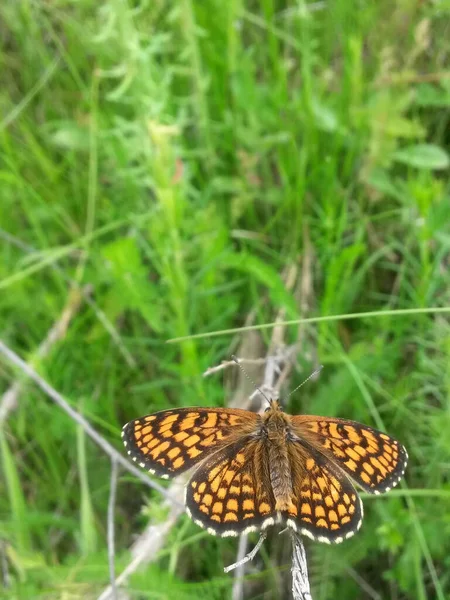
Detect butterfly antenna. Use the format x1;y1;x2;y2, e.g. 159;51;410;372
284;365;324;402
231;355;272;405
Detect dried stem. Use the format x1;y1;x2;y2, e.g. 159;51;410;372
203;357;267;377
230;534;249;600
291;531;313;600
224;532;267;574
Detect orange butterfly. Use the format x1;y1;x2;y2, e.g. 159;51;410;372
122;400;407;543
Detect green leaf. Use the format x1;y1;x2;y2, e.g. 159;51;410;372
414;84;450;107
45;121;90;151
311;99;341;133
391;144;450;170
77;421;97;555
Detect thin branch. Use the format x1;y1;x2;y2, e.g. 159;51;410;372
224;532;267;574
273;344;301;394
230;534;249;600
290;532;312;600
203;357;267;377
0;286;87;425
0;340;180;505
107;459;119;600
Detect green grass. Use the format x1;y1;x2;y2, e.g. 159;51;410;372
1;0;450;598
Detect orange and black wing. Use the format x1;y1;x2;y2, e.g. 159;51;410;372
285;442;363;543
290;416;408;494
122;407;259;479
185;437;276;536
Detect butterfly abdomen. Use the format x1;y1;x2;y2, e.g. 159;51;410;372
267;443;291;510
264;410;294;510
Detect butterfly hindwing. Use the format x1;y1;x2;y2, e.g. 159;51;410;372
185;437;277;536
284;442;363;543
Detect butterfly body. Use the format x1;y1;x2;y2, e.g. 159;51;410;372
259;402;294;511
122;401;407;543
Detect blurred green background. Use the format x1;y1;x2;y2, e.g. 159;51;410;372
1;1;450;599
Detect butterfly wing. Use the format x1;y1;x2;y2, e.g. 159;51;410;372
122;407;259;478
283;442;363;543
185;437;277;536
290;416;408;494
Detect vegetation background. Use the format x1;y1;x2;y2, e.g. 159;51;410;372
1;1;450;599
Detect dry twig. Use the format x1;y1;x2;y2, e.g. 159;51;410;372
203;357;267;378
291;531;313;600
224;532;267;574
230;534;251;600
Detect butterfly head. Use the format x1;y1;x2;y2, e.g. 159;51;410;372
264;398;282;413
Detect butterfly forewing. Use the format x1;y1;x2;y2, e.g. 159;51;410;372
122;407;259;478
290;416;408;494
285;443;363;543
185;437;277;536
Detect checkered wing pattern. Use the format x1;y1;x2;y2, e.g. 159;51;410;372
284;443;363;543
290;416;408;494
122;407;259;478
185;437;276;536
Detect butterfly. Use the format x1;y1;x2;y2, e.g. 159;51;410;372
122;400;407;543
